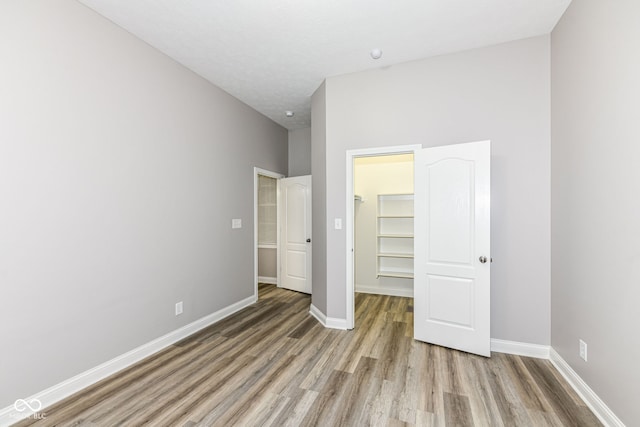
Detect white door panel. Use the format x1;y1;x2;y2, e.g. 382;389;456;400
427;275;474;328
279;175;312;294
428;159;473;265
414;141;490;357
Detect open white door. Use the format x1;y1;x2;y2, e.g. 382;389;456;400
414;141;491;357
279;175;312;294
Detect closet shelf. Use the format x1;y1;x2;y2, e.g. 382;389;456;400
378;272;414;279
376;194;415;280
377;253;414;259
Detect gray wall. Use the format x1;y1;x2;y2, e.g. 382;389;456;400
0;0;287;408
311;83;327;313
551;1;640;425
321;36;551;344
288;128;312;177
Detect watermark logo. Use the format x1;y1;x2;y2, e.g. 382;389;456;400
11;398;47;420
14;398;42;412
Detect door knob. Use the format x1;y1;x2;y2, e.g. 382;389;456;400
479;256;487;263
306;238;311;243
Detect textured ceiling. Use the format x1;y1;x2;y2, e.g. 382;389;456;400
78;0;571;130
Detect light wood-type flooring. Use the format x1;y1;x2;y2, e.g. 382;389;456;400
14;284;601;426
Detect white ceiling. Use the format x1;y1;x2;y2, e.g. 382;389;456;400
78;0;571;130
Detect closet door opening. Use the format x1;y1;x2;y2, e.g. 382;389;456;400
346;145;420;330
354;154;415;299
254;168;284;301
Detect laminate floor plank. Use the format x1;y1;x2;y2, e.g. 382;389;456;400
495;352;554;414
481;354;532;427
329;356;380;426
13;286;602;427
394;341;426;424
193;338;302;425
456;353;503;427
521;357;601;427
417;342;443;416
441;347;467;396
443;392;475;427
235;391;291;427
267;389;318;427
298;370;352;427
366;379;397;427
334;295;388;373
288;316;319;339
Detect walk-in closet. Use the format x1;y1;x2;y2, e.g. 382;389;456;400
354;153;414;298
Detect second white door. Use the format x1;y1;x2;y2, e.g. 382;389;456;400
279;175;312;294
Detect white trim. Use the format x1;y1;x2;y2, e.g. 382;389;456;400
254;167;285;302
309;303;327;325
326;316;348;330
355;284;413;298
346;144;422;330
0;295;256;427
257;276;277;285
309;304;348;330
550;348;625;427
490;339;550;359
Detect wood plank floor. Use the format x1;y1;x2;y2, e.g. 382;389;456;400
14;284;601;426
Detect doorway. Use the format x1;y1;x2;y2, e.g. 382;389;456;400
253;167;284;300
353;154;415;298
346;141;492;357
346;145;421;329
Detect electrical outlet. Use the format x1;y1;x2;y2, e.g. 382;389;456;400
175;301;183;316
232;218;242;229
579;339;587;361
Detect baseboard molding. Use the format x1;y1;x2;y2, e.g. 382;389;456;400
355;284;413;298
550;348;625;427
490;339;550;359
257;276;277;285
309;304;348;330
0;295;257;427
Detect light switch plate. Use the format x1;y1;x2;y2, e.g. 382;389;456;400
232;218;242;229
334;218;342;230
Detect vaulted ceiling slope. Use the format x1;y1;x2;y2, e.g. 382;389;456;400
78;0;571;130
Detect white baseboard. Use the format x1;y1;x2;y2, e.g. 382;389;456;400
0;295;257;427
550;348;625;427
355;284;413;298
257;276;277;285
309;304;348;330
490;339;550;359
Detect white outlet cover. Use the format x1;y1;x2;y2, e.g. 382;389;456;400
579;339;587;361
175;301;183;316
232;218;242;229
334;218;342;230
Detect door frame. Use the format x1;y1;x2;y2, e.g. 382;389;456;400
345;145;422;329
253;167;285;301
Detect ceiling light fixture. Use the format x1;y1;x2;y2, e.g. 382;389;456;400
370;48;382;60
285;111;294;117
